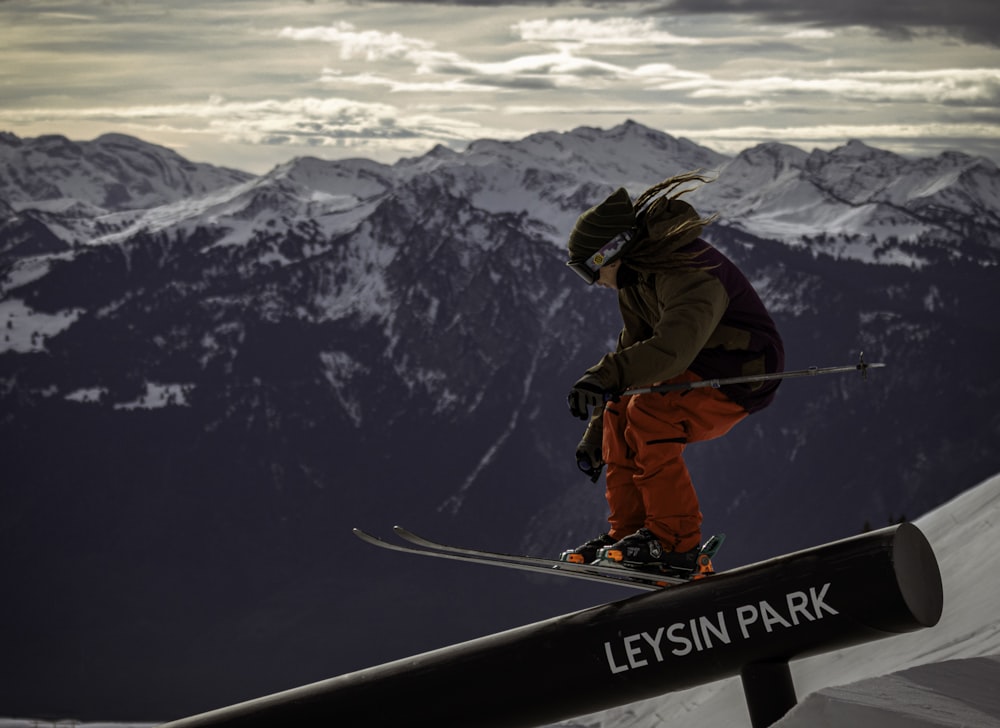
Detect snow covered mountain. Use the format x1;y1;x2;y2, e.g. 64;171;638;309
1;122;998;721
694;139;1000;266
0;131;251;211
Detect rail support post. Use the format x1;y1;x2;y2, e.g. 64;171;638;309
741;660;797;727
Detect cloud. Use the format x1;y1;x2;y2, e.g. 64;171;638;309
677;120;1000;154
358;0;1000;48
683;68;1000;106
279;21;435;61
513;17;701;47
662;0;1000;47
0;94;507;150
2;0;997;173
283;14;724;97
282;18;648;91
292;15;998;109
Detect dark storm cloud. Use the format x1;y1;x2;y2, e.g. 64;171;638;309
666;0;1000;46
382;0;1000;47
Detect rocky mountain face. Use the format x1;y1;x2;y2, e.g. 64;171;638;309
1;122;998;720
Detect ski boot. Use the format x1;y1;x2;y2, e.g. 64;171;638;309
559;533;616;564
597;528;700;577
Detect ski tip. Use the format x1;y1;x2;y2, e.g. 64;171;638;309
352;528;382;544
392;525;429;545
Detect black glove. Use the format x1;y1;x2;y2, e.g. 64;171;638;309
575;431;604;483
567;374;609;420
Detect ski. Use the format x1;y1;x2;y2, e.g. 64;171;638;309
352;526;723;591
353;527;663;590
396;525;723;577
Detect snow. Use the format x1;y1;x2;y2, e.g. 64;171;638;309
65;386;108;404
319;350;366;426
112;382;193;410
62;382;194;409
1;253;73;296
86;179;261;247
311;226;398;325
746;271;819;318
782;656;1000;727
439;347;544;515
0;297;84;353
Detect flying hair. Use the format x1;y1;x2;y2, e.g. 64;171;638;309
624;170;720;272
634;170;718;222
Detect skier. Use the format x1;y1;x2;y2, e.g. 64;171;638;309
563;172;784;576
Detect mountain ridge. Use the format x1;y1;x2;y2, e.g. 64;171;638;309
5;121;997;272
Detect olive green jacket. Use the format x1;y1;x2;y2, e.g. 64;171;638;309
581;203;784;444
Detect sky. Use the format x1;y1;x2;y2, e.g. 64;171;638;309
1;0;999;174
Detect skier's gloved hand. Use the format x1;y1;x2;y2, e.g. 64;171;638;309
567;374;608;420
575;434;604;483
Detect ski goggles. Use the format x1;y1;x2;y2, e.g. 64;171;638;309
565;229;633;285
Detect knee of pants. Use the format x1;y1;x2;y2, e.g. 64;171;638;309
633;439;687;479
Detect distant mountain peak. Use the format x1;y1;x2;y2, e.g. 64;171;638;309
0;131;254;215
94;131;161;147
839;138;883;154
0;130;23;147
732;141;809;167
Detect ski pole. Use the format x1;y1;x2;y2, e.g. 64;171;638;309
616;352;885;398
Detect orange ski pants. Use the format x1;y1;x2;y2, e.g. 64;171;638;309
602;371;748;553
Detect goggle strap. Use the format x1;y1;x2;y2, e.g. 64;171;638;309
585;230;631;272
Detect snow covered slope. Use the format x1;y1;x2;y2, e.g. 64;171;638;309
554;472;1000;727
780;655;1000;727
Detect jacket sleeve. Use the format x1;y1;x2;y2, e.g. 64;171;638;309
587;269;730;391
